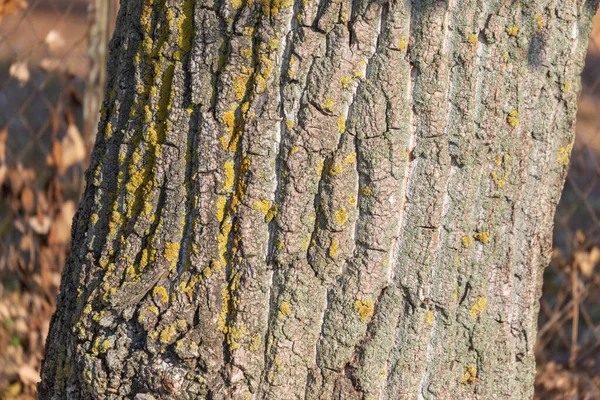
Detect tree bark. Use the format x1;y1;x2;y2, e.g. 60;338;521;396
39;0;598;399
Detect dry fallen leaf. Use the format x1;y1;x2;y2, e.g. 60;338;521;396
28;215;51;235
18;364;40;385
20;186;35;213
60;124;86;172
50;200;75;245
40;57;61;73
574;247;600;278
0;0;28;23
45;29;65;54
9;61;29;85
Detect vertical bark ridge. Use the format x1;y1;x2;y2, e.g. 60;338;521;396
39;0;600;399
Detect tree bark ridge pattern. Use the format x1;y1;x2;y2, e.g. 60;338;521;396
39;0;598;399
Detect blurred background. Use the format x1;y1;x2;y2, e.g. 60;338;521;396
0;1;598;398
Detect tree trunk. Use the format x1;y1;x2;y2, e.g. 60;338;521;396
39;0;598;398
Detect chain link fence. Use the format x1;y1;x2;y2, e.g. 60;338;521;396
0;1;599;399
0;0;115;397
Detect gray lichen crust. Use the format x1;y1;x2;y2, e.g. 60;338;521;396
39;0;597;399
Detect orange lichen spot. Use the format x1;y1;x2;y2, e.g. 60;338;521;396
426;311;434;325
322;97;334;112
148;305;159;315
557;142;574;166
278;302;292;318
223;160;235;191
253;199;272;215
329;239;339;257
233;74;250;101
335;208;349;225
507;110;519;127
460;365;477;384
467;33;477;44
469;297;487;317
216;196;227;222
462;235;473;247
354;299;374;321
339;75;352;89
398;35;408;51
222;110;236;135
164;242;180;267
473;231;489;243
506;26;519;36
337;116;346;133
153;286;169;303
285;120;294;129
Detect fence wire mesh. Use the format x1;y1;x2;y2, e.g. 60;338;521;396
0;1;599;399
0;0;113;397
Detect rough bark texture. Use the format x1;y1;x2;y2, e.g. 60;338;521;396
39;0;598;399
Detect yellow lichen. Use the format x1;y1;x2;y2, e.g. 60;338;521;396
223;160;235;191
329;239;339;257
360;187;372;196
536;14;543;31
506;26;519;36
330;164;343;175
557;142;574;166
459;365;477;384
253;199;272;215
278;302;292;318
473;231;489;243
164;242;180;268
426;311;434;325
343;152;356;165
348;194;357;207
469;297;487;317
249;335;262;351
316;160;324;175
153;286;169;303
507;110;519;127
322;97;334;112
300;234;311;251
354;299;374;321
216;196;227;222
285;120;294;129
233;73;250;101
562;80;572;93
461;236;473;247
160;324;177;344
467;33;477;44
335;208;349;225
398;35;408;51
265;204;278;223
100;340;111;353
337;115;346;133
222;110;236;136
339;75;352;89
